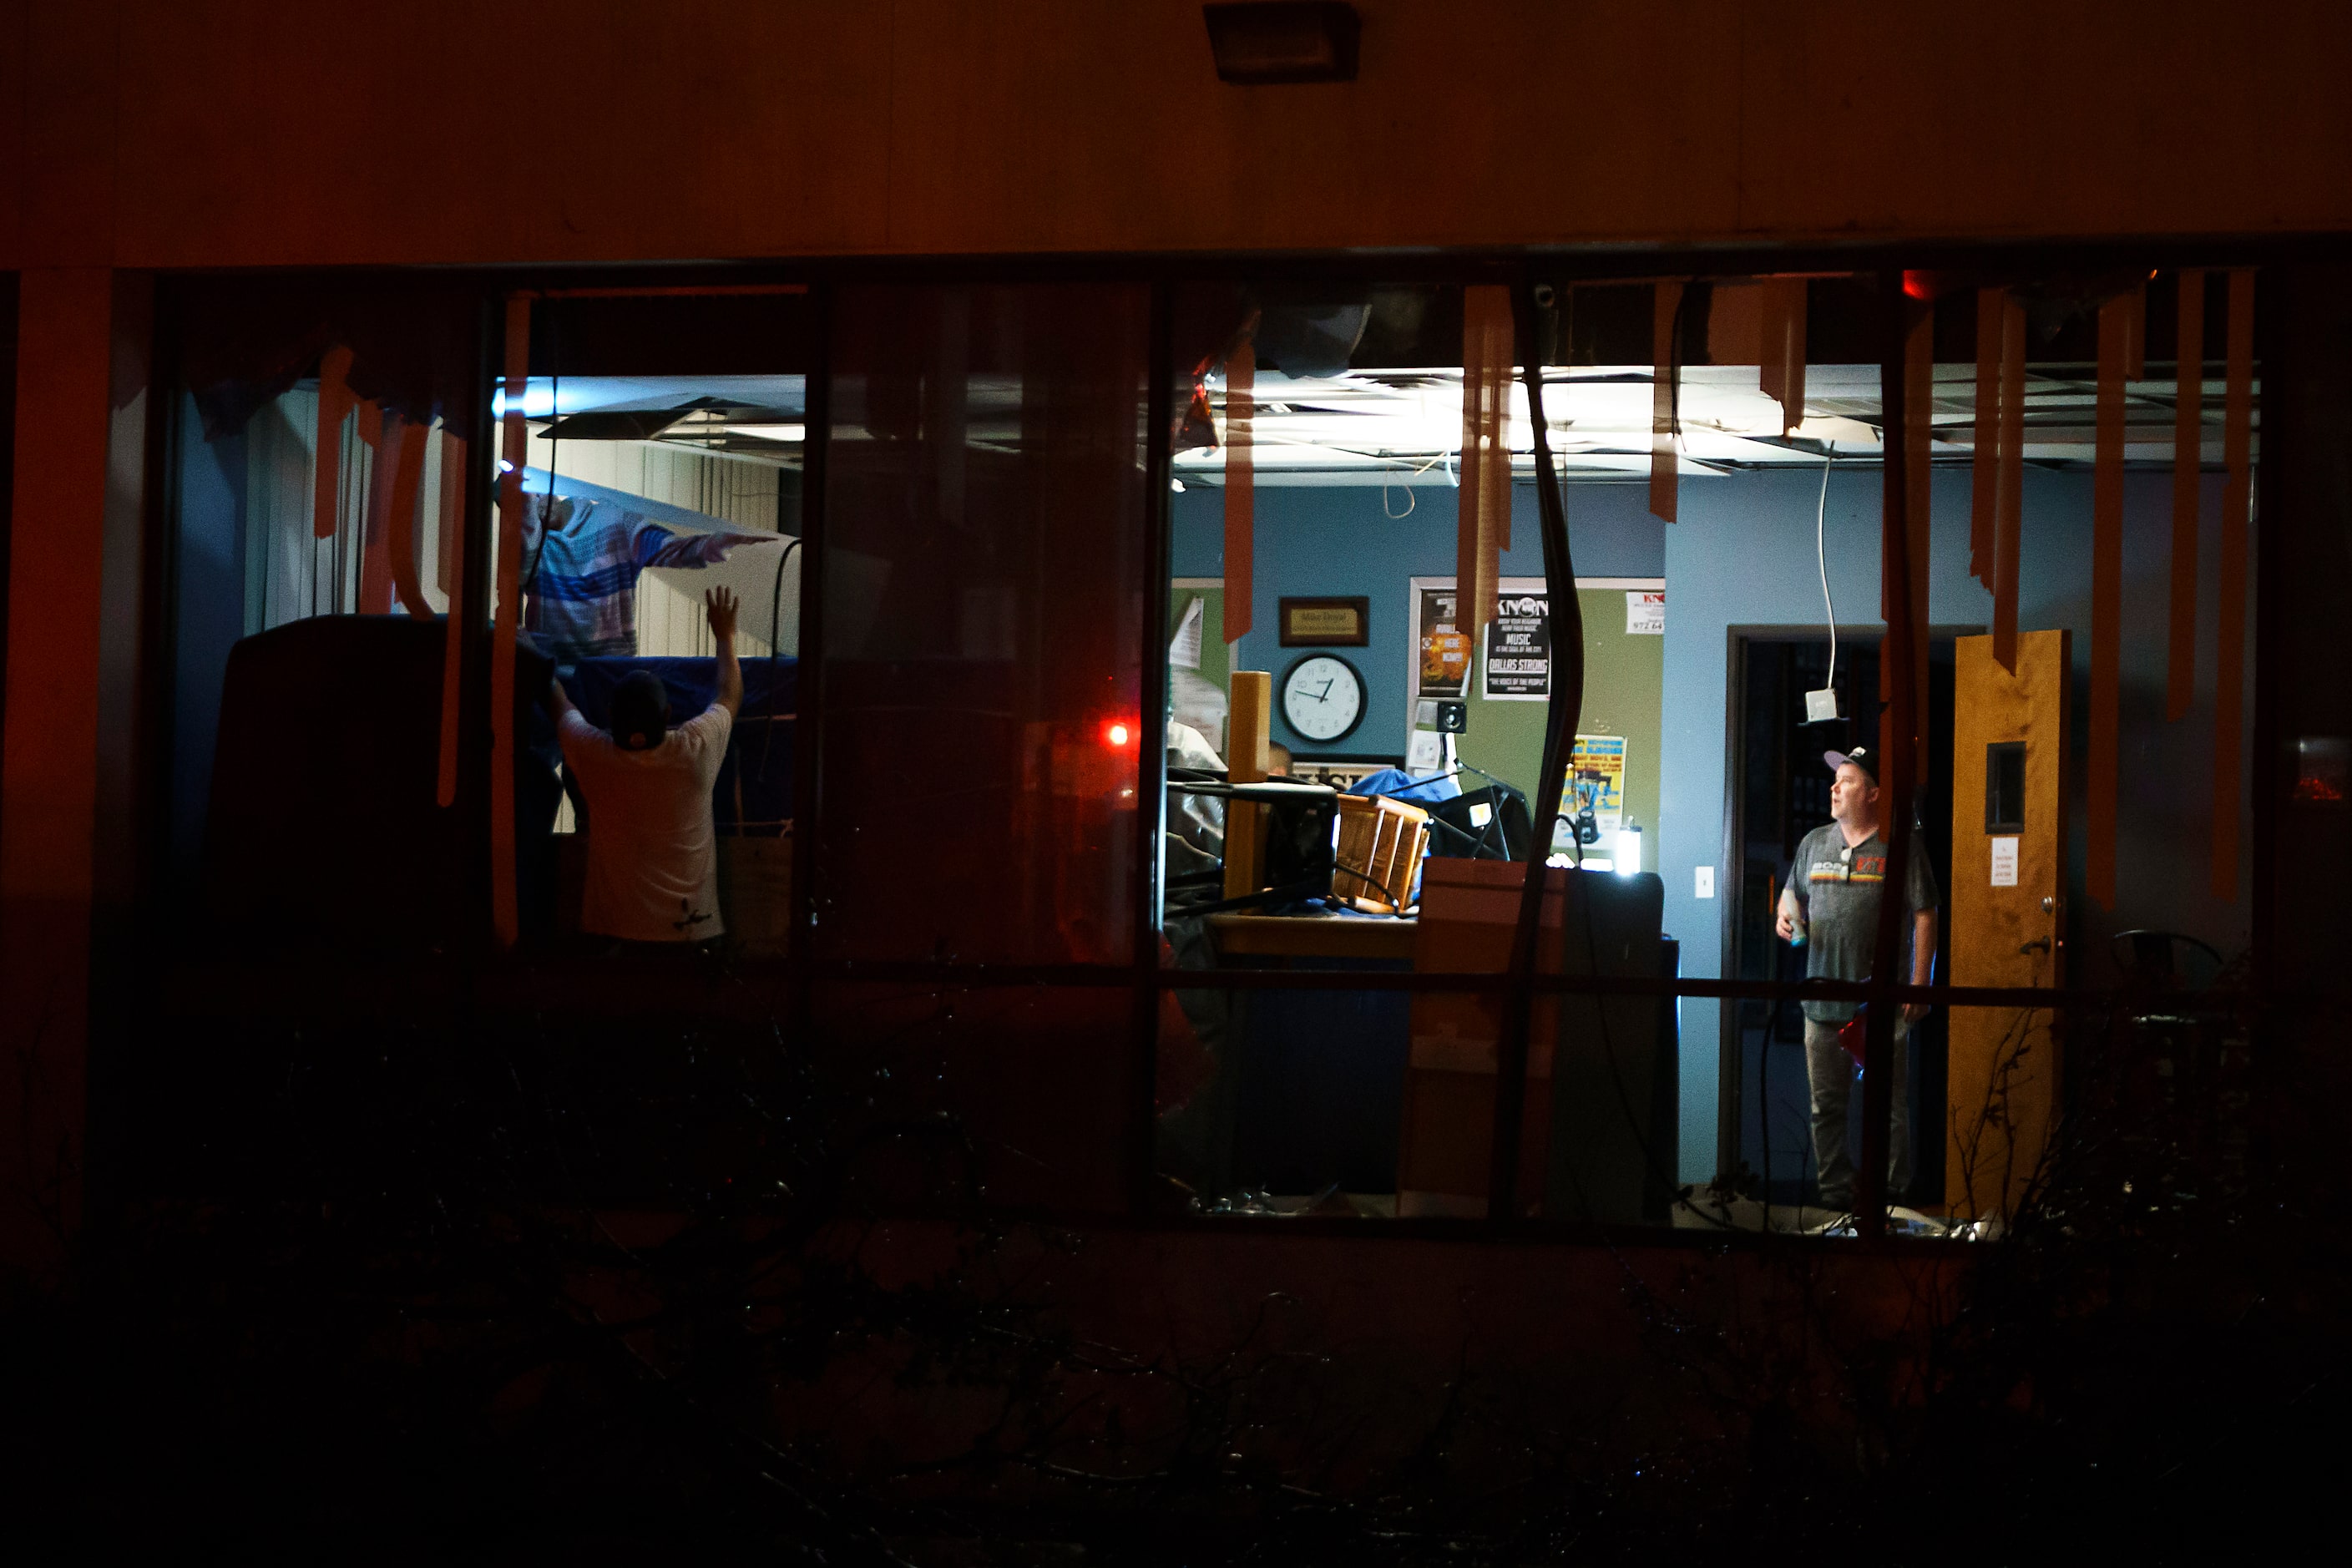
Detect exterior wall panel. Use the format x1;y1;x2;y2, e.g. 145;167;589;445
2;3;2344;272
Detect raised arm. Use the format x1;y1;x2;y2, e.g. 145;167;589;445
634;519;781;571
706;587;743;717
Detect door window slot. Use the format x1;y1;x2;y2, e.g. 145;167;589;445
1985;741;2027;833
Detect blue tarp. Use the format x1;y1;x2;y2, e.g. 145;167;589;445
1348;766;1463;807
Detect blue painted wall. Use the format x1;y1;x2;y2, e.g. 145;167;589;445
1658;465;2250;1182
1171;478;1665;757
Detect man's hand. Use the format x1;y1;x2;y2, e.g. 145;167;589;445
706;586;740;642
706;587;745;717
546;673;576;718
1774;907;1797;942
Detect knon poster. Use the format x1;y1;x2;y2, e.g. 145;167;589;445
1482;591;1551;700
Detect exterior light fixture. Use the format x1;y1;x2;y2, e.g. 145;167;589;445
1202;3;1360;84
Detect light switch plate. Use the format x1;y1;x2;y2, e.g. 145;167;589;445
1695;865;1716;899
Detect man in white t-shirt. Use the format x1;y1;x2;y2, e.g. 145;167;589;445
549;587;743;944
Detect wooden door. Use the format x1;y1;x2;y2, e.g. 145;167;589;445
1947;630;2070;1222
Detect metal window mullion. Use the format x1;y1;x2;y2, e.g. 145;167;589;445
1856;268;1923;1241
1129;278;1176;1215
456;286;503;948
787;282;833;1044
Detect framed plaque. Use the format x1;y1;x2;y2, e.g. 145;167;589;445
1278;596;1369;647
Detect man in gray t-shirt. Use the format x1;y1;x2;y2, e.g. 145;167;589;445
1774;745;1940;1211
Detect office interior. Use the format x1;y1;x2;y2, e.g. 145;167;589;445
156;271;2260;1234
1151;276;2256;1232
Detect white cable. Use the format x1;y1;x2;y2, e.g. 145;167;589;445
1814;440;1838;692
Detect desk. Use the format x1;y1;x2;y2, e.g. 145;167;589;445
1204;911;1419;964
1189;911;1414;1196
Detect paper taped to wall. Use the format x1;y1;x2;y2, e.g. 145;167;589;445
1171;594;1206;670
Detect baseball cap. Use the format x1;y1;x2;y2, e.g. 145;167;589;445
1823;745;1879;784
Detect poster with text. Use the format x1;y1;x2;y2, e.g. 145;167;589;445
1557;733;1629;853
1415;584;1470;699
1170;594;1206;670
1481;590;1551;700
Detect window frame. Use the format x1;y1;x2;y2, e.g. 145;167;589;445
141;242;2304;1245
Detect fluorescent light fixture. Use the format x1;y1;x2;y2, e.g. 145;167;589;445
491;386;564;419
731;423;806;443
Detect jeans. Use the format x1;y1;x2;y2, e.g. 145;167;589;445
1803;1015;1912;1208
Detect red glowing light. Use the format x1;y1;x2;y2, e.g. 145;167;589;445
1105;721;1132;748
1902;271;1933;300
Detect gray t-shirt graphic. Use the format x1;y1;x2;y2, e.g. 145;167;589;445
1788;822;1940;1022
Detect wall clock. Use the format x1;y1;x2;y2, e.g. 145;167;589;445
1279;653;1366;745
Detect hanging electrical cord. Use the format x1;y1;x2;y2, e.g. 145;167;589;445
1813;438;1838;693
749;534;802;792
1378;448;1451;518
768;535;798;675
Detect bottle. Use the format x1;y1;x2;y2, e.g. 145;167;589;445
1789;908;1808;948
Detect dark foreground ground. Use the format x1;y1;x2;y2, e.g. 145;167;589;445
6;993;2344;1563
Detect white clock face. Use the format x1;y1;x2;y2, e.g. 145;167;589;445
1281;655;1363;743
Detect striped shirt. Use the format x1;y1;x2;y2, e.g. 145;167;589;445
522;493;764;661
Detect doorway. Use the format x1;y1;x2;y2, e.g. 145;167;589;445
1723;632;1957;1207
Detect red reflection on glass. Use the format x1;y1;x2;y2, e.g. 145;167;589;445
817;283;1149;967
